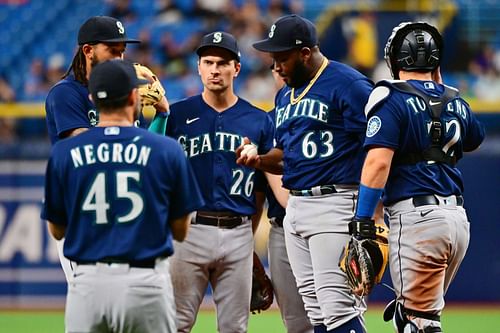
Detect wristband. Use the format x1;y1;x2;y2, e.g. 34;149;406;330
356;184;383;218
148;113;168;135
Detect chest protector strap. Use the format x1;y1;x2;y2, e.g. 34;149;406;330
387;81;459;166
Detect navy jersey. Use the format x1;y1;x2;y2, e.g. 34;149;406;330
266;188;286;220
364;80;485;205
166;95;275;216
252;166;285;220
274;60;373;190
45;74;145;144
265;110;286;220
41;126;204;262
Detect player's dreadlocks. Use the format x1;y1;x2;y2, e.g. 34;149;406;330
62;46;88;85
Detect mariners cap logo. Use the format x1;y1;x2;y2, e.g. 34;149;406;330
116;21;125;34
295;39;303;45
366;116;382;137
213;32;223;43
269;24;276;38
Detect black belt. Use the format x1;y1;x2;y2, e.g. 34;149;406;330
289;185;337;196
76;258;158;269
412;195;463;207
194;212;247;229
270;216;284;227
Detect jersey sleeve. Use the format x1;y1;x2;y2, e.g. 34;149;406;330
463;104;486;152
148;112;168;135
165;103;179;137
168;143;205;220
45;84;91;139
40;151;67;225
258;112;276;154
268;108;283;151
363;97;402;150
339;78;373;132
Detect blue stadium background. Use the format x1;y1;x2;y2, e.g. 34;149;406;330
0;0;499;309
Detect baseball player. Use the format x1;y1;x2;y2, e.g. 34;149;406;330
165;31;275;333
44;15;169;282
265;66;313;333
41;59;204;333
237;14;374;332
355;22;485;332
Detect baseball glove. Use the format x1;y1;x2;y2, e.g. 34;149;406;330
339;222;389;296
250;251;274;314
133;63;165;107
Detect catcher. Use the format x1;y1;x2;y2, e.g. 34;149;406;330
345;22;484;332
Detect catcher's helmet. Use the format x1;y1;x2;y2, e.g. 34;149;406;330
384;22;443;79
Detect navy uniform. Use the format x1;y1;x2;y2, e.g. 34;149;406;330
355;22;485;332
45;16;144;145
45;16;145;283
252;15;373;333
265;109;313;333
166;32;275;333
42;60;204;333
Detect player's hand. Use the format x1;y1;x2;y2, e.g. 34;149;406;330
153;95;170;115
236;137;261;168
134;63;166;110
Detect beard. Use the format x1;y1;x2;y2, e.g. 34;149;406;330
90;53;101;69
287;58;310;88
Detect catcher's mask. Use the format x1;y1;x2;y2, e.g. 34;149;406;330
384;22;443;79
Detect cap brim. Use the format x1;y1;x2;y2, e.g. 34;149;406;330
252;39;297;52
103;38;141;43
96;37;141;44
196;45;240;61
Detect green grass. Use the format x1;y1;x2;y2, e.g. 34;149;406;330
0;306;499;332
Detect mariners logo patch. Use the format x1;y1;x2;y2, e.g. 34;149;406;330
366;116;381;137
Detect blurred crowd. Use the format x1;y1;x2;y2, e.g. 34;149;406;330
0;0;304;105
0;0;500;146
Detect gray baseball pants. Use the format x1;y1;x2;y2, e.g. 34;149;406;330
283;188;367;332
269;222;314;333
65;258;176;333
170;220;253;333
386;194;470;329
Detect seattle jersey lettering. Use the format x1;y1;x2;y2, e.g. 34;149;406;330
275;98;329;127
70;142;152;168
178;131;247;157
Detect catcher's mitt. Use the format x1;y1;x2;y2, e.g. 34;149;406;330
133;63;165;107
339;223;389;296
250;252;274;314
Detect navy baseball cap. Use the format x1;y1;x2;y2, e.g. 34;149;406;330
89;60;148;101
78;16;140;45
253;14;318;52
196;31;241;61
